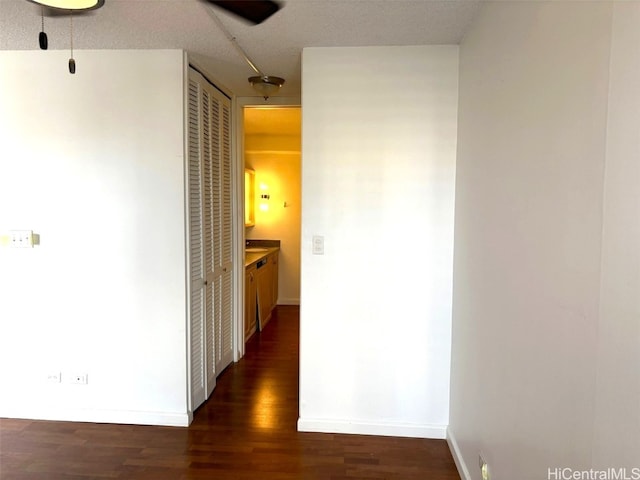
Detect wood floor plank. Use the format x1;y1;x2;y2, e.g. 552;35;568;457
1;306;460;479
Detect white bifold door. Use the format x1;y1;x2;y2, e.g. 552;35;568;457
187;67;234;412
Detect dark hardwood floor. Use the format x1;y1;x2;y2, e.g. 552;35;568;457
0;306;461;479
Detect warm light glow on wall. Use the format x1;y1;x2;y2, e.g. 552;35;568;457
259;182;270;212
245;168;255;227
251;167;287;228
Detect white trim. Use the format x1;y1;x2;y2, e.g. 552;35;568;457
297;417;447;439
236;96;302;107
232;93;244;363
245;150;301;155
2;408;191;427
182;51;194;426
447;427;472;480
233;98;247;361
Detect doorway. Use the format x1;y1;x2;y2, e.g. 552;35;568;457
235;103;301;358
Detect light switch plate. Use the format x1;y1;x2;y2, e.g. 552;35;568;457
9;230;34;248
46;372;61;383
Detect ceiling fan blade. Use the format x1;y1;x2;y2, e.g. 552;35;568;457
39;6;98;16
26;0;104;16
207;0;281;25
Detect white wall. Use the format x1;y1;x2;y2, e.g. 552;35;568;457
593;2;640;469
449;2;639;479
298;46;458;438
245;132;301;305
0;50;190;426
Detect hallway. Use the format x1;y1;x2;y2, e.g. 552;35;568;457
0;306;460;479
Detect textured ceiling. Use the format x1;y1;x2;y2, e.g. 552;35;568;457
0;0;483;97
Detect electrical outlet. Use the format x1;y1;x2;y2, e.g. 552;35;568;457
46;372;61;383
68;373;88;385
479;455;490;480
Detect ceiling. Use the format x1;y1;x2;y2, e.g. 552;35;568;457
0;0;483;97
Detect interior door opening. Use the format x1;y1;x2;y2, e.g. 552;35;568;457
241;105;301;347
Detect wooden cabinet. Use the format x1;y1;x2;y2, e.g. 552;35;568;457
246;250;279;338
256;257;272;329
244;264;257;342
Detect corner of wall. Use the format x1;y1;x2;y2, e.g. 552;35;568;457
447;427;472;480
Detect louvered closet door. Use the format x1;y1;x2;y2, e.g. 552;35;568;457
210;96;224;377
211;90;234;375
187;78;206;412
188;67;234;406
201;88;217;399
219;102;234;372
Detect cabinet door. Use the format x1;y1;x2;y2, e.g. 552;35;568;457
245;266;257;342
256;260;272;330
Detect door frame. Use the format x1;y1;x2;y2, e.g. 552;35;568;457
232;96;301;361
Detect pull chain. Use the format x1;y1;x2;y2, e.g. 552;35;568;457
38;6;48;50
68;12;75;74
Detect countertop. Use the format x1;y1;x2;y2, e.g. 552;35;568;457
245;246;279;268
244;239;280;268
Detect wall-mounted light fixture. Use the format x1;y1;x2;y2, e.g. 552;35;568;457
259;183;270;212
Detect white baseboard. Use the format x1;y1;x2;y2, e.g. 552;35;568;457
447;427;472;480
297;417;447;439
1;407;191;427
